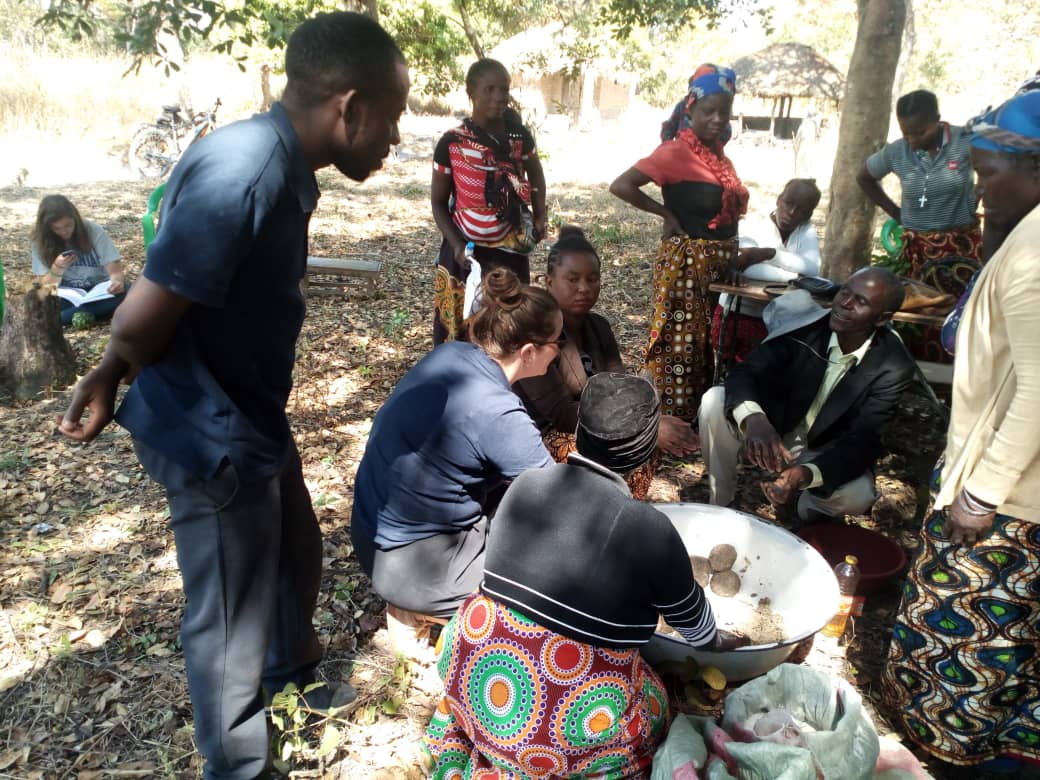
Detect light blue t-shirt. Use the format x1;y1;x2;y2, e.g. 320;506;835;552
31;220;120;290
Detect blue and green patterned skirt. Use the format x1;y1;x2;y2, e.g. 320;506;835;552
884;507;1040;766
424;593;670;779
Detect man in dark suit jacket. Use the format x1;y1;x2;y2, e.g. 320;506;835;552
699;267;915;522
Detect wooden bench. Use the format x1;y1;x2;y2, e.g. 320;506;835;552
304;256;383;297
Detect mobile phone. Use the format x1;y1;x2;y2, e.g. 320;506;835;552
60;250;76;258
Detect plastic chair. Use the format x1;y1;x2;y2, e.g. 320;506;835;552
141;181;167;248
880;218;904;256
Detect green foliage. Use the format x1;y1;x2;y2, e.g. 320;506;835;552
383;309;409;340
70;311;97;330
268;681;343;771
599;0;763;39
384;1;468;96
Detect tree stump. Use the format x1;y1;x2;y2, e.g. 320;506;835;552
0;286;77;400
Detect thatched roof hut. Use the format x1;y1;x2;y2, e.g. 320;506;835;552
733;42;845;105
489;24;636;126
731;42;845;138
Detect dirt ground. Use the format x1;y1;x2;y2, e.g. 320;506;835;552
0;117;978;779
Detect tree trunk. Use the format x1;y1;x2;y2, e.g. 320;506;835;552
454;0;485;59
0;287;77;401
259;64;274;112
363;0;377;21
822;0;906;281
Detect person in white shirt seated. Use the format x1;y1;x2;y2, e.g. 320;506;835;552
712;178;822;361
700;267;915;525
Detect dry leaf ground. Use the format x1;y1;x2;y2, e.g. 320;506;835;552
0;117;997;779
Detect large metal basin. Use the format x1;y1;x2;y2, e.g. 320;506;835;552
641;503;839;681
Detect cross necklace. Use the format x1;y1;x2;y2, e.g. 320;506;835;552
916;127;945;209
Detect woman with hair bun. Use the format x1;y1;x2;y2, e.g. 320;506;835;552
516;226;698;498
351;267;560;652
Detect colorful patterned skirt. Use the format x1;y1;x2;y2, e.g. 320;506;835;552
901;224;982;279
424;594;670;779
883;510;1040;766
433;240;531;346
542;430;659;502
644;236;737;421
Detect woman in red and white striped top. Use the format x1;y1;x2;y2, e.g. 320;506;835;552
431;58;547;344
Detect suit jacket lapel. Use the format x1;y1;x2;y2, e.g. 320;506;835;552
807;333;884;440
789;321;831;423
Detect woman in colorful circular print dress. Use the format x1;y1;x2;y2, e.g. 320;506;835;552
424;374;730;779
609;63;748;421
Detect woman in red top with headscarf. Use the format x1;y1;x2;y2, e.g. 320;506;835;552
610;64;748;422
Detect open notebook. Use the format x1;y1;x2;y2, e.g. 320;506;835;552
56;281;114;307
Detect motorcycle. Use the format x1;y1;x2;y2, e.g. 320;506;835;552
128;98;222;179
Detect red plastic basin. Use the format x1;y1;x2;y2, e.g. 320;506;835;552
795;523;908;596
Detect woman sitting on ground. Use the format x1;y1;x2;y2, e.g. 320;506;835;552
431;57;547;344
30;194;127;326
425;372;740;778
514;226;698;498
351;268;558;649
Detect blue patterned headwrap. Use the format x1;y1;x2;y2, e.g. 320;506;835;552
971;91;1040;154
687;63;737;104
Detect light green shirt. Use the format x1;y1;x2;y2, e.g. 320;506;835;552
732;332;874;488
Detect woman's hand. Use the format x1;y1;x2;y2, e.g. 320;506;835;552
710;629;751;651
52;250;75;272
533;213;547;244
107;274;126;295
453;242;472;274
657;415;699;457
661;211;684;239
943;489;997;546
735;247;776;271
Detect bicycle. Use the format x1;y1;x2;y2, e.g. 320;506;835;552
128;98;222;179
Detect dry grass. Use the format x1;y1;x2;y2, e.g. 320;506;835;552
0;51;275;187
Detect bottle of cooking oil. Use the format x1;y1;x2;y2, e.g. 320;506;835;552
821;555;861;638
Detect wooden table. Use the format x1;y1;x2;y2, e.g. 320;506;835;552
709;281;951;418
708;281;947;327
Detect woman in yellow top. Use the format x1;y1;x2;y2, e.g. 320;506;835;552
883;91;1040;774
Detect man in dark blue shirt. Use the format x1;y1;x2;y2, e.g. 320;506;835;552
57;12;409;780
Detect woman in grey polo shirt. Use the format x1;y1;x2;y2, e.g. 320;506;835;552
857;90;981;278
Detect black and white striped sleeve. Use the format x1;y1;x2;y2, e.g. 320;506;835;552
655;585;717;648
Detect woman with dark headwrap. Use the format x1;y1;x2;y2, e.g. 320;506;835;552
425;373;735;779
883;91;1040;774
610;64;748;421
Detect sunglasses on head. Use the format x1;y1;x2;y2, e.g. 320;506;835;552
533;330;568;348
